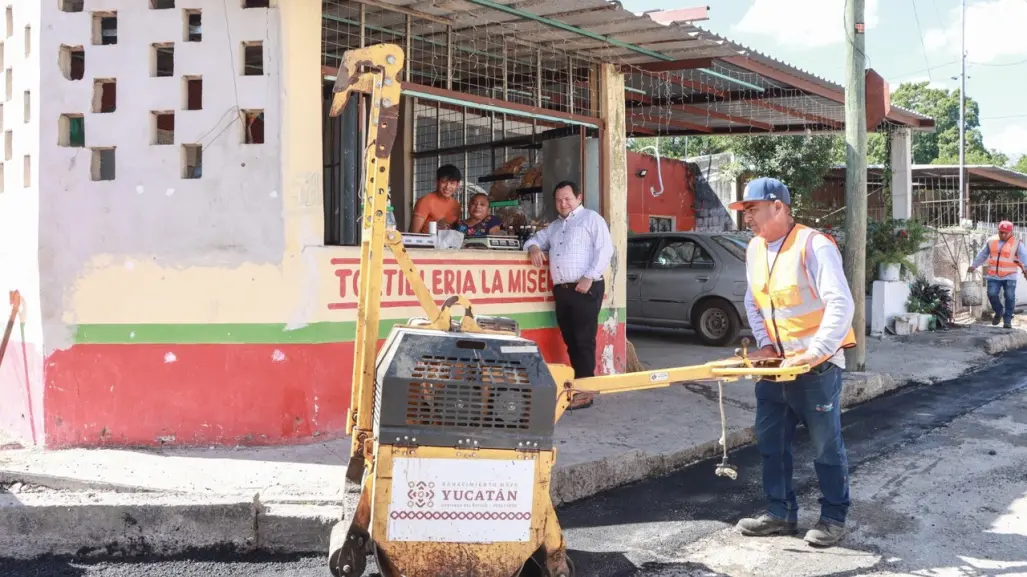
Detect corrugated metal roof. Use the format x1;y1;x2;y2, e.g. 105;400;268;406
825;164;1027;190
323;0;936;134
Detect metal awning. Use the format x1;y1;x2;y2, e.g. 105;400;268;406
322;0;936;137
824;165;1027;191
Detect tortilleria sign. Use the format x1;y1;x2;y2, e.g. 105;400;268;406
326;257;555;310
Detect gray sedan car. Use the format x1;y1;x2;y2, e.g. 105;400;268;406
626;231;753;346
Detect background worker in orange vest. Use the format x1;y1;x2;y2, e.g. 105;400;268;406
967;220;1027;329
728;177;857;548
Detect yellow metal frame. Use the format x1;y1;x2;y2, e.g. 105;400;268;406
328;42;810;577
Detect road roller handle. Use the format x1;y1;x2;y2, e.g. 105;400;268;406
551;338;809;421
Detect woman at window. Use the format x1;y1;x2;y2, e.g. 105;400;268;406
455;193;504;237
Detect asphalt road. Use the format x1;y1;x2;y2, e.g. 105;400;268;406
5;350;1027;577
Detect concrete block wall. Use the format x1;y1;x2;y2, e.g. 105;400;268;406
0;2;43;446
687;152;739;232
38;0;284;351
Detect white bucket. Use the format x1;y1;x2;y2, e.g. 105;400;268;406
961;280;983;307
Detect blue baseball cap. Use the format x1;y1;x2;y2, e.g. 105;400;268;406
728;177;791;211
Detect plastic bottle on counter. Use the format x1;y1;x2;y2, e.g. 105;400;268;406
385;204;397;230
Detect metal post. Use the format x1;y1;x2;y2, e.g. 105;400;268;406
958;0;966;224
843;0;867;371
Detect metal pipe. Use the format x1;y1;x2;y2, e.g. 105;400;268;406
958;0;966;223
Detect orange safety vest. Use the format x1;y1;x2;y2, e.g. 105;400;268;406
986;235;1021;278
749;224;857;364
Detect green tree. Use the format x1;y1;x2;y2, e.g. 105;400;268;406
626;136;732;159
1013;155;1027;174
885;81;1005;166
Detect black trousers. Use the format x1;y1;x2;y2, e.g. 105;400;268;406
553;279;605;379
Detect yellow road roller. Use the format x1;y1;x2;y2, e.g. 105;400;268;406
325;42;809;577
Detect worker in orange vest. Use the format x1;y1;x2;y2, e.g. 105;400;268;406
728;177;857;548
967;220;1027;329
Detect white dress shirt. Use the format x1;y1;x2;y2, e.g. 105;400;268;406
524;205;614;285
743;231;855;369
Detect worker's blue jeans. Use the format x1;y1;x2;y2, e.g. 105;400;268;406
986;278;1017;324
754;362;849;527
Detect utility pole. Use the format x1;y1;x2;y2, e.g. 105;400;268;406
958;0;966;223
843;0;867;371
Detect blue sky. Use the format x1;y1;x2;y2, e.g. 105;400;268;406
621;0;1027;162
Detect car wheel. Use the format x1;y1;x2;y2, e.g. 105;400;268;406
694;299;740;347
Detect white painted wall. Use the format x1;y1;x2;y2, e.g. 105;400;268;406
37;0;285;350
0;0;44;445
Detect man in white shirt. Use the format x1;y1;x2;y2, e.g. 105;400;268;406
525;181;614;409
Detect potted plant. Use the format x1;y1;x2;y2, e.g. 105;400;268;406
906;276;955;330
867;218;929;283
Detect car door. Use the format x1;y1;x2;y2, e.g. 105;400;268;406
625;237;657;324
640;236;719;325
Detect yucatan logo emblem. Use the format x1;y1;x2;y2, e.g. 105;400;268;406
407;481;435;508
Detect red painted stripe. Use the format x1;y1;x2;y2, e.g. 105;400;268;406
42;324;626;448
330;258;530;266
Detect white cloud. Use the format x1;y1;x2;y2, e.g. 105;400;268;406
893;74;952;91
734;0;880;50
988;124;1027;158
923;0;1027;63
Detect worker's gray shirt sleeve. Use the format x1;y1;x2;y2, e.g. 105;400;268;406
1017;242;1027;265
743;241;772;349
971;244;990;269
805;233;855;361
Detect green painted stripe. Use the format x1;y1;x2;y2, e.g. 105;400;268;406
73;308;625;345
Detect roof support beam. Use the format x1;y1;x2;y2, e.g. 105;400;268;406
722;55;843;101
658;73;843;129
626;91;774;131
655;123;842;136
629;113;712;133
620;58;713;73
622;88;810;106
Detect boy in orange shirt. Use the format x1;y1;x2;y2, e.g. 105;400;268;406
409;164;463;234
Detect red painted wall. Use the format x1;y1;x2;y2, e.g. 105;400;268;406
627;151;696;232
42;323;627;448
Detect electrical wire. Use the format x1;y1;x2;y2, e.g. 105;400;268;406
909;0;934;82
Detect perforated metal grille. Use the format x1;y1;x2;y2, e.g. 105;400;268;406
405;355;533;429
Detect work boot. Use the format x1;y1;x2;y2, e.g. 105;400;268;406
736;514;798;537
992;316;1002;326
1005;322;1013;329
804;520;846;547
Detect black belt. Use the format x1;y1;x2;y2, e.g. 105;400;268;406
556;277;603;289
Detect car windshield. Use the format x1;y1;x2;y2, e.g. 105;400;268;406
712;235;748;261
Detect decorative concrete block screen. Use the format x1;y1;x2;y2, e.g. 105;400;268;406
38;0;284;265
43;0;278;193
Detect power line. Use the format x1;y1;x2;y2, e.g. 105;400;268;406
980;113;1027;120
887;60;959;81
909;0;934;81
968;58;1027;67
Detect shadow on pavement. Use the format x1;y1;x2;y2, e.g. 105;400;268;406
0;557;88;577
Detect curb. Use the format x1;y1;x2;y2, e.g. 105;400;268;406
2;335;1022;560
0;491;342;559
982;330;1027;355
